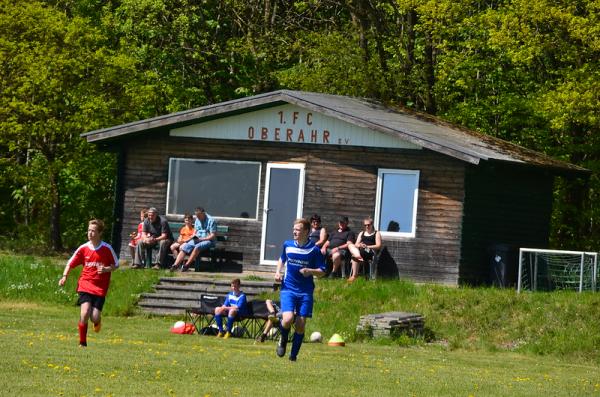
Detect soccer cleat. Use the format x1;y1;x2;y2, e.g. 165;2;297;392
276;336;287;357
79;342;87;347
93;322;101;333
223;332;231;339
289;356;297;362
216;331;224;338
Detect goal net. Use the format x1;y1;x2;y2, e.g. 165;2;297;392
517;248;598;292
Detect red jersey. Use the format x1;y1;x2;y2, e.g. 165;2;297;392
67;241;119;297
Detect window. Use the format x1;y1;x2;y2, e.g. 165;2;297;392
167;158;261;219
374;169;419;237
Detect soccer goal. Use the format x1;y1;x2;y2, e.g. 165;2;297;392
517;248;598;293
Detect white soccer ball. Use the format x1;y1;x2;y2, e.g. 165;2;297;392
173;320;185;329
310;331;322;343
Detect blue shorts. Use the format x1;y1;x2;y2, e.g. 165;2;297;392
181;239;215;254
280;290;313;318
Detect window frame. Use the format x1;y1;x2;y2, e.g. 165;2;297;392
166;157;262;220
374;168;420;238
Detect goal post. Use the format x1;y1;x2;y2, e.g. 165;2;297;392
517;248;598;293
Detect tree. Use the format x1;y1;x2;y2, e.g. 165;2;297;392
0;1;138;249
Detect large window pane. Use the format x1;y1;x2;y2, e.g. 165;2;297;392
375;169;419;237
167;158;261;219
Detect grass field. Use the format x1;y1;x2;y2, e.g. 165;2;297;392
1;302;599;397
1;253;600;396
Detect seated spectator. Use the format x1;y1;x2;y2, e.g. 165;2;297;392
255;299;281;343
214;278;248;339
321;216;356;277
170;213;195;258
347;217;382;282
308;214;328;249
170;207;217;272
133;207;174;269
128;207;148;261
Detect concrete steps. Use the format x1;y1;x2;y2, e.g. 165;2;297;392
137;276;279;316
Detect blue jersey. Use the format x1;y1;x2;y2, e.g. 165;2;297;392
279;239;326;294
224;291;247;315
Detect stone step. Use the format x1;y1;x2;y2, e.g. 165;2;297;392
137;276;279;316
157;277;278;289
153;285;269;297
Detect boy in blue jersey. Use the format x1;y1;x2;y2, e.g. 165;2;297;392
275;218;326;361
214;278;247;339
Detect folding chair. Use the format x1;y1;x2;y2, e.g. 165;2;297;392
185;294;224;335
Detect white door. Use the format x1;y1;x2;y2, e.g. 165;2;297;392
260;163;305;265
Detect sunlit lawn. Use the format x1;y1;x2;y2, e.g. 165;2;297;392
1;301;599;396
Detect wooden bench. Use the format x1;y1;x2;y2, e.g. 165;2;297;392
169;222;229;271
184;295;271;339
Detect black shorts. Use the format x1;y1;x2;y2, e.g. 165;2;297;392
327;248;349;259
359;248;374;261
77;292;105;311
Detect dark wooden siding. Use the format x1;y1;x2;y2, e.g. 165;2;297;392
116;130;465;284
459;162;554;285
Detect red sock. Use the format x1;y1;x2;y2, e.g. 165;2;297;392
78;322;88;345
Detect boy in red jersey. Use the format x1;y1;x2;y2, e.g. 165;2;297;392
59;219;118;347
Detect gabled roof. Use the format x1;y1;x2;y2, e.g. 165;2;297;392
82;89;588;174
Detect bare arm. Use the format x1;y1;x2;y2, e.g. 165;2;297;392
58;262;71;286
275;258;284;282
316;228;328;247
371;231;382;251
300;267;325;278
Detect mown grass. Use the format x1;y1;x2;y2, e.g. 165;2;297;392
2;302;600;396
1;253;600;395
2;252;600;363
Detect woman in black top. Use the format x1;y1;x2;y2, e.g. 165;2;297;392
347;217;382;282
308;214;328;250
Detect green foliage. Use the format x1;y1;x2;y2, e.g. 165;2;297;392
0;253;161;316
5;252;598;362
1;0;599;251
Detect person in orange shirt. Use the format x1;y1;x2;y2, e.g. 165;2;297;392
170;213;195;258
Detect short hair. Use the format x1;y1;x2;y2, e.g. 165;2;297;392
231;278;241;286
183;213;193;220
195;207;205;213
148;207;158;214
310;214;321;222
89;219;105;234
339;216;349;224
140;207;149;216
294;218;310;231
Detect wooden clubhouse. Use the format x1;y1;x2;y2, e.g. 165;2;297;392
82;90;588;285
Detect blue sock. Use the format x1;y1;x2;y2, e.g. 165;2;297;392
215;314;223;332
226;316;235;333
279;324;290;343
290;332;304;359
